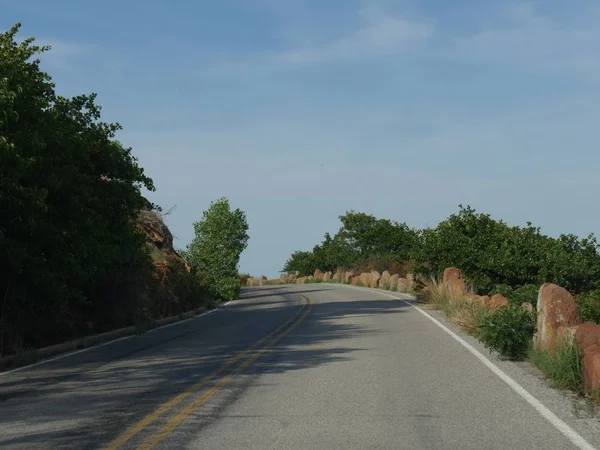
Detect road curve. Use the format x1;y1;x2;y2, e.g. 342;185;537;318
1;284;600;449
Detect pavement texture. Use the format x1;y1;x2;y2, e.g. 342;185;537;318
2;284;600;449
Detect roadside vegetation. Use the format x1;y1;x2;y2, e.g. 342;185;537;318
0;24;249;359
279;203;600;401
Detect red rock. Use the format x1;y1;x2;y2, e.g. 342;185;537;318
397;278;409;293
359;273;370;287
314;269;323;280
324;271;332;281
575;322;600;392
468;295;489;307
488;294;509;311
443;267;463;283
406;273;415;290
379;271;391;288
535;283;581;351
369;271;381;288
389;274;400;291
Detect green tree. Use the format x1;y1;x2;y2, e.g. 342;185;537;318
1;23;155;353
186;197;249;301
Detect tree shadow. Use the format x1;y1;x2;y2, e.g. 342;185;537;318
0;286;410;449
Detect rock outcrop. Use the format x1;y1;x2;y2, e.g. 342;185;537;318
535;283;581;351
137;205;190;272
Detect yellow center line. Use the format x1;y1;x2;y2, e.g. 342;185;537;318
103;296;309;450
136;294;313;450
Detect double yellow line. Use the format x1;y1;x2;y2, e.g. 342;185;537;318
104;294;312;450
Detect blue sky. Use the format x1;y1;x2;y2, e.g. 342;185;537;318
3;0;600;277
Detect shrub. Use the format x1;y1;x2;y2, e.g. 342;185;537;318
529;338;583;392
476;305;536;360
490;284;539;307
576;290;600;324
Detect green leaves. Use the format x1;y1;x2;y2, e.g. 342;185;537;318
282;210;419;275
413;205;600;294
476;305;536;360
1;23;155;352
185;197;249;301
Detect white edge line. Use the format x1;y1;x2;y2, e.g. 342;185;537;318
0;302;232;377
334;283;597;450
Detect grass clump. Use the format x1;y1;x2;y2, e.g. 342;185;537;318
529;338;583;392
418;276;489;335
476;305;536;360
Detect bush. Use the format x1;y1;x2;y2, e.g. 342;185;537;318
529;338;583;392
476;305;536;360
490;284;539;307
413;206;600;295
576;290;600;324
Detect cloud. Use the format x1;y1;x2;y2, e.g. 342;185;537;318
197;5;433;77
450;2;600;78
278;10;433;66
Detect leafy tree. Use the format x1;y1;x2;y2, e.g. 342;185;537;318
1;23;155;353
282;250;317;276
185;197;249;301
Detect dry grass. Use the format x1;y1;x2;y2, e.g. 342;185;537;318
417;276;489;336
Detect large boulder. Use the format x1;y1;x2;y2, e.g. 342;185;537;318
246;277;258;286
352;277;360;286
332;272;341;282
575;322;600;392
359;273;370;287
308;275;314;281
280;273;289;283
324;271;332;281
389;274;400;291
369;271;381;288
379;271;391;288
314;269;324;280
443;267;466;293
488;294;509;311
397;278;410;293
287;273;298;283
535;283;581;351
406;273;415;290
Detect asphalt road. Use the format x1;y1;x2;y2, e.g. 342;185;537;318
2;284;600;449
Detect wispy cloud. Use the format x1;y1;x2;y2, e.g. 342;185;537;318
450;2;600;78
277;8;434;66
197;4;433;77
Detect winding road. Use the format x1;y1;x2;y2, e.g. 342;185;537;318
2;284;600;449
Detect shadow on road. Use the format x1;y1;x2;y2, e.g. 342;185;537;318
0;285;411;449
